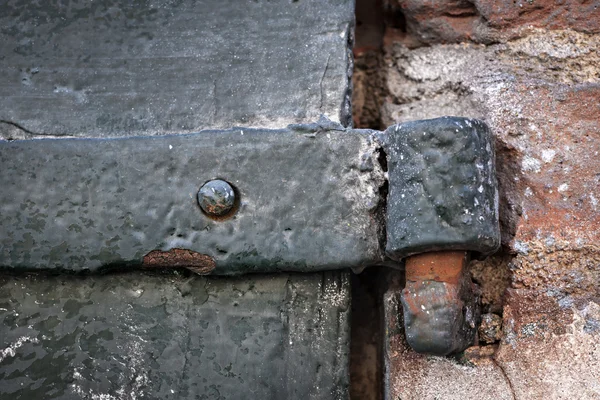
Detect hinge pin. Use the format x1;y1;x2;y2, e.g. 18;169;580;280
401;251;479;355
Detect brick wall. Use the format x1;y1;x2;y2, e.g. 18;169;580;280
354;1;600;398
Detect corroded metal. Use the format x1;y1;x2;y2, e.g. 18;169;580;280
0;0;354;139
0;119;500;363
0;116;499;357
378;116;498;355
197;179;237;217
0;126;386;275
401;251;479;355
142;248;216;275
0;117;500;277
405;251;466;284
0;116;500;275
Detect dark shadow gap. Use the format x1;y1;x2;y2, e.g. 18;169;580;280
350;0;387;399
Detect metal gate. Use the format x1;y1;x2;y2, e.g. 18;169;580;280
0;1;499;399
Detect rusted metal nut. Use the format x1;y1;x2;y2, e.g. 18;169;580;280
197;179;236;217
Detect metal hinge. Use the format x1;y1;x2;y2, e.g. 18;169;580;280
0;116;500;355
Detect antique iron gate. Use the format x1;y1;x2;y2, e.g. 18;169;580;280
0;1;499;399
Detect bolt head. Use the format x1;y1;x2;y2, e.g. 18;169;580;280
198;179;235;217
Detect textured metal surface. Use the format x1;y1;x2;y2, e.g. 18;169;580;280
0;126;385;274
1;4;354;400
0;271;350;399
379;117;500;260
0;0;354;139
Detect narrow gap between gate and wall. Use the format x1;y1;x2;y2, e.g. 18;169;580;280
349;1;387;399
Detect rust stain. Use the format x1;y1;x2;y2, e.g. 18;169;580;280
403;251;470;321
401;280;462;316
142;248;216;275
405;251;468;284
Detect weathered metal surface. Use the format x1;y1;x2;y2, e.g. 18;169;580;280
0;0;354;139
142;249;216;275
0;118;503;276
379;117;500;261
0;3;356;399
0;126;385;274
404;251;466;284
197;179;237;218
0;271;351;400
401;251;479;355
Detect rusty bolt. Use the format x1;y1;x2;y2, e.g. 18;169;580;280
197;179;236;217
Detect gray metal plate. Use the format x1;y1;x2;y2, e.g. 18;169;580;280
0;127;385;274
0;3;355;399
0;0;354;139
0;271;350;400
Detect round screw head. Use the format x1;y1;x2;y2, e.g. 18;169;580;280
197;179;236;217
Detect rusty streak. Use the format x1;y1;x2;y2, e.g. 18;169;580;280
142;248;216;275
405;251;468;285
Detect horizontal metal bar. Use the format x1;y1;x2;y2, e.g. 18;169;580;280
0;126;385;274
